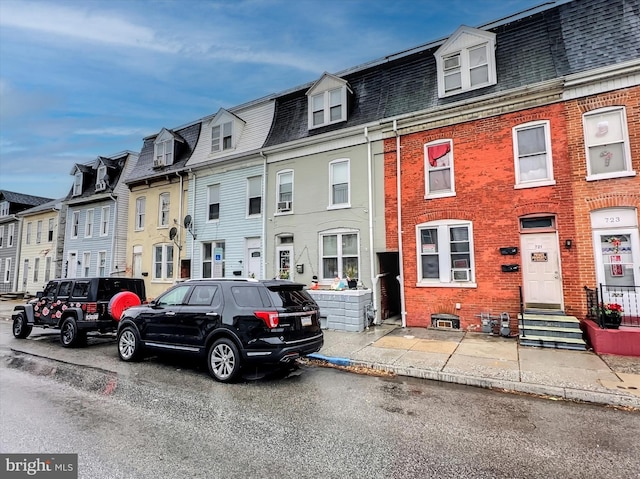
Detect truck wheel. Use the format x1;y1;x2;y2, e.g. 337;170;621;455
12;313;32;339
117;325;142;361
207;338;242;382
60;318;80;348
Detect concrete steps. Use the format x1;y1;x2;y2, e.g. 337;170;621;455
518;313;587;351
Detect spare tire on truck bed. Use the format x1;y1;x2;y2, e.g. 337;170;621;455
108;291;141;321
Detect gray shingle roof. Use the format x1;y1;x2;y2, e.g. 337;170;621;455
0;190;53;209
264;0;638;148
65;152;132;200
126;122;201;185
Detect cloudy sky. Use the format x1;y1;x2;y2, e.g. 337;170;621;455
0;0;544;199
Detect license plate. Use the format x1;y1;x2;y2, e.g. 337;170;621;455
301;316;312;327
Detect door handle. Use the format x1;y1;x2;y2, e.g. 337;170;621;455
206;312;219;317
166;311;176;316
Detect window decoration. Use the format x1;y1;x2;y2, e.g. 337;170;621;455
584;107;633;179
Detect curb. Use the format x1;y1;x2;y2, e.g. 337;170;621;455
310;353;640;409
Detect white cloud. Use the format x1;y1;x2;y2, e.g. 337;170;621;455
74;127;149;137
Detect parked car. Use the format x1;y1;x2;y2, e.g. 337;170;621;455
12;277;146;347
116;278;324;382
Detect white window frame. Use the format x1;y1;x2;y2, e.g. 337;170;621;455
73;171;83;196
0;201;9;217
85;209;94;238
319;229;359;282
44;257;52;283
583;106;635;181
0;225;3;248
211;121;233;153
207;185;220;222
201;241;225;278
416;220;476;287
96;165;107;190
33;257;40;283
98;251;107;277
82;251;91;277
135;197;146;231
158;193;170;228
71;211;80;239
247;176;262;218
513;120;555;188
26;222;32;245
48;218;54;242
329;159;350;209
7;223;14;247
154;139;173;167
4;258;11;282
424;139;455;198
276;170;294;214
36;220;42;244
308;87;347;129
100;206;110;236
435;27;496;98
153;244;174;281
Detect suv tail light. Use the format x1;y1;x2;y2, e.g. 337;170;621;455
254;311;279;329
85;302;98;313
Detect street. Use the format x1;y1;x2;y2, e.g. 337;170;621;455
1;322;639;478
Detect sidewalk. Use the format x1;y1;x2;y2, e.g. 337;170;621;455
2;299;639;408
309;322;640;409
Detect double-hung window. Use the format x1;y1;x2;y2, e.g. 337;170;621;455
153;244;174;281
98;251;106;276
82;252;91;277
158;193;170;227
583;107;634;180
417;221;474;285
71;211;80;238
202;241;225;278
48;218;54;242
154;139;173;167
0;225;3;248
44;257;52;282
276;170;293;213
135;197;146;231
329;159;350;207
73;172;83;196
26;223;32;245
208;185;220;221
513;121;554;188
100;206;110;236
0;201;8;217
85;209;94;238
7;224;14;247
36;220;42;244
320;230;358;280
33;257;40;283
247;176;262;217
212;122;233;152
424;140;455;197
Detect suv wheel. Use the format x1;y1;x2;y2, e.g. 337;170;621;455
208;338;241;383
118;326;141;361
12;313;32;339
60;318;81;348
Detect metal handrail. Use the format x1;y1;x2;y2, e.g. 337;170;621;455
518;285;525;337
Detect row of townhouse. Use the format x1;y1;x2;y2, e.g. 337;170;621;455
4;0;639;336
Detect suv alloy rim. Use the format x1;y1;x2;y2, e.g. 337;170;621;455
62;320;75;345
14;317;23;336
119;330;136;359
210;343;236;379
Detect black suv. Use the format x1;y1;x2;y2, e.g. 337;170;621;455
12;277;146;347
116;278;324;382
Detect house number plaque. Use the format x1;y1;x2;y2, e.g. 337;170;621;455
531;252;548;262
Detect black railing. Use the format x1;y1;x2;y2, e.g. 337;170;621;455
518;285;525;337
584;284;640;328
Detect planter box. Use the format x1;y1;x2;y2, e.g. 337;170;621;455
308;289;373;332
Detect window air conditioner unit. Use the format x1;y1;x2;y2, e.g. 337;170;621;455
95;181;106;191
153;158;165;168
277;201;292;212
452;269;470;282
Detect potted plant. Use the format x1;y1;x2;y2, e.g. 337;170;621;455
600;302;623;329
278;270;290;280
344;265;358;289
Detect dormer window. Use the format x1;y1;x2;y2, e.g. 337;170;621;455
154;139;173;167
0;201;8;217
306;73;351;130
96;165;107;191
73;171;83;196
212;122;233;152
435;26;496;98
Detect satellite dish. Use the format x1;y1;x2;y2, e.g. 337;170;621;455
169;227;177;240
184;215;192;228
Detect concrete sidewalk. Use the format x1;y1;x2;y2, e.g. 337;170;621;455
310;323;640;409
2;298;639;408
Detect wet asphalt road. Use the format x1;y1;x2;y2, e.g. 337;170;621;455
1;323;640;478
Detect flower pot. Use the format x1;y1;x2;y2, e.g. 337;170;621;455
347;279;357;289
603;313;622;329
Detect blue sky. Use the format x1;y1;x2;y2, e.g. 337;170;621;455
0;0;545;199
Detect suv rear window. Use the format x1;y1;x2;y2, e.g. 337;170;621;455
72;281;91;298
97;279;145;301
266;286;315;308
230;285;271;308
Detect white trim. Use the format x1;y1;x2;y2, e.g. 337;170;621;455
275;169;294;214
328;158;350;208
512;120;556;188
100;206;110;236
424;139;455;198
84;208;94;238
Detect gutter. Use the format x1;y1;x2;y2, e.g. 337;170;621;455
260;151;267;279
364;127;379;324
394;120;407;329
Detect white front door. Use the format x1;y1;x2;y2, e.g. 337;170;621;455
67;252;77;278
521;232;563;309
276;246;293;280
247;249;261;279
593;228;640;318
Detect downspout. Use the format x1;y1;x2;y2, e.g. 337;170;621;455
394;120;407;328
109;194;118;275
364;127;380;324
177;171;183;281
260;150;267;279
190;169;196;275
13;215;23;292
